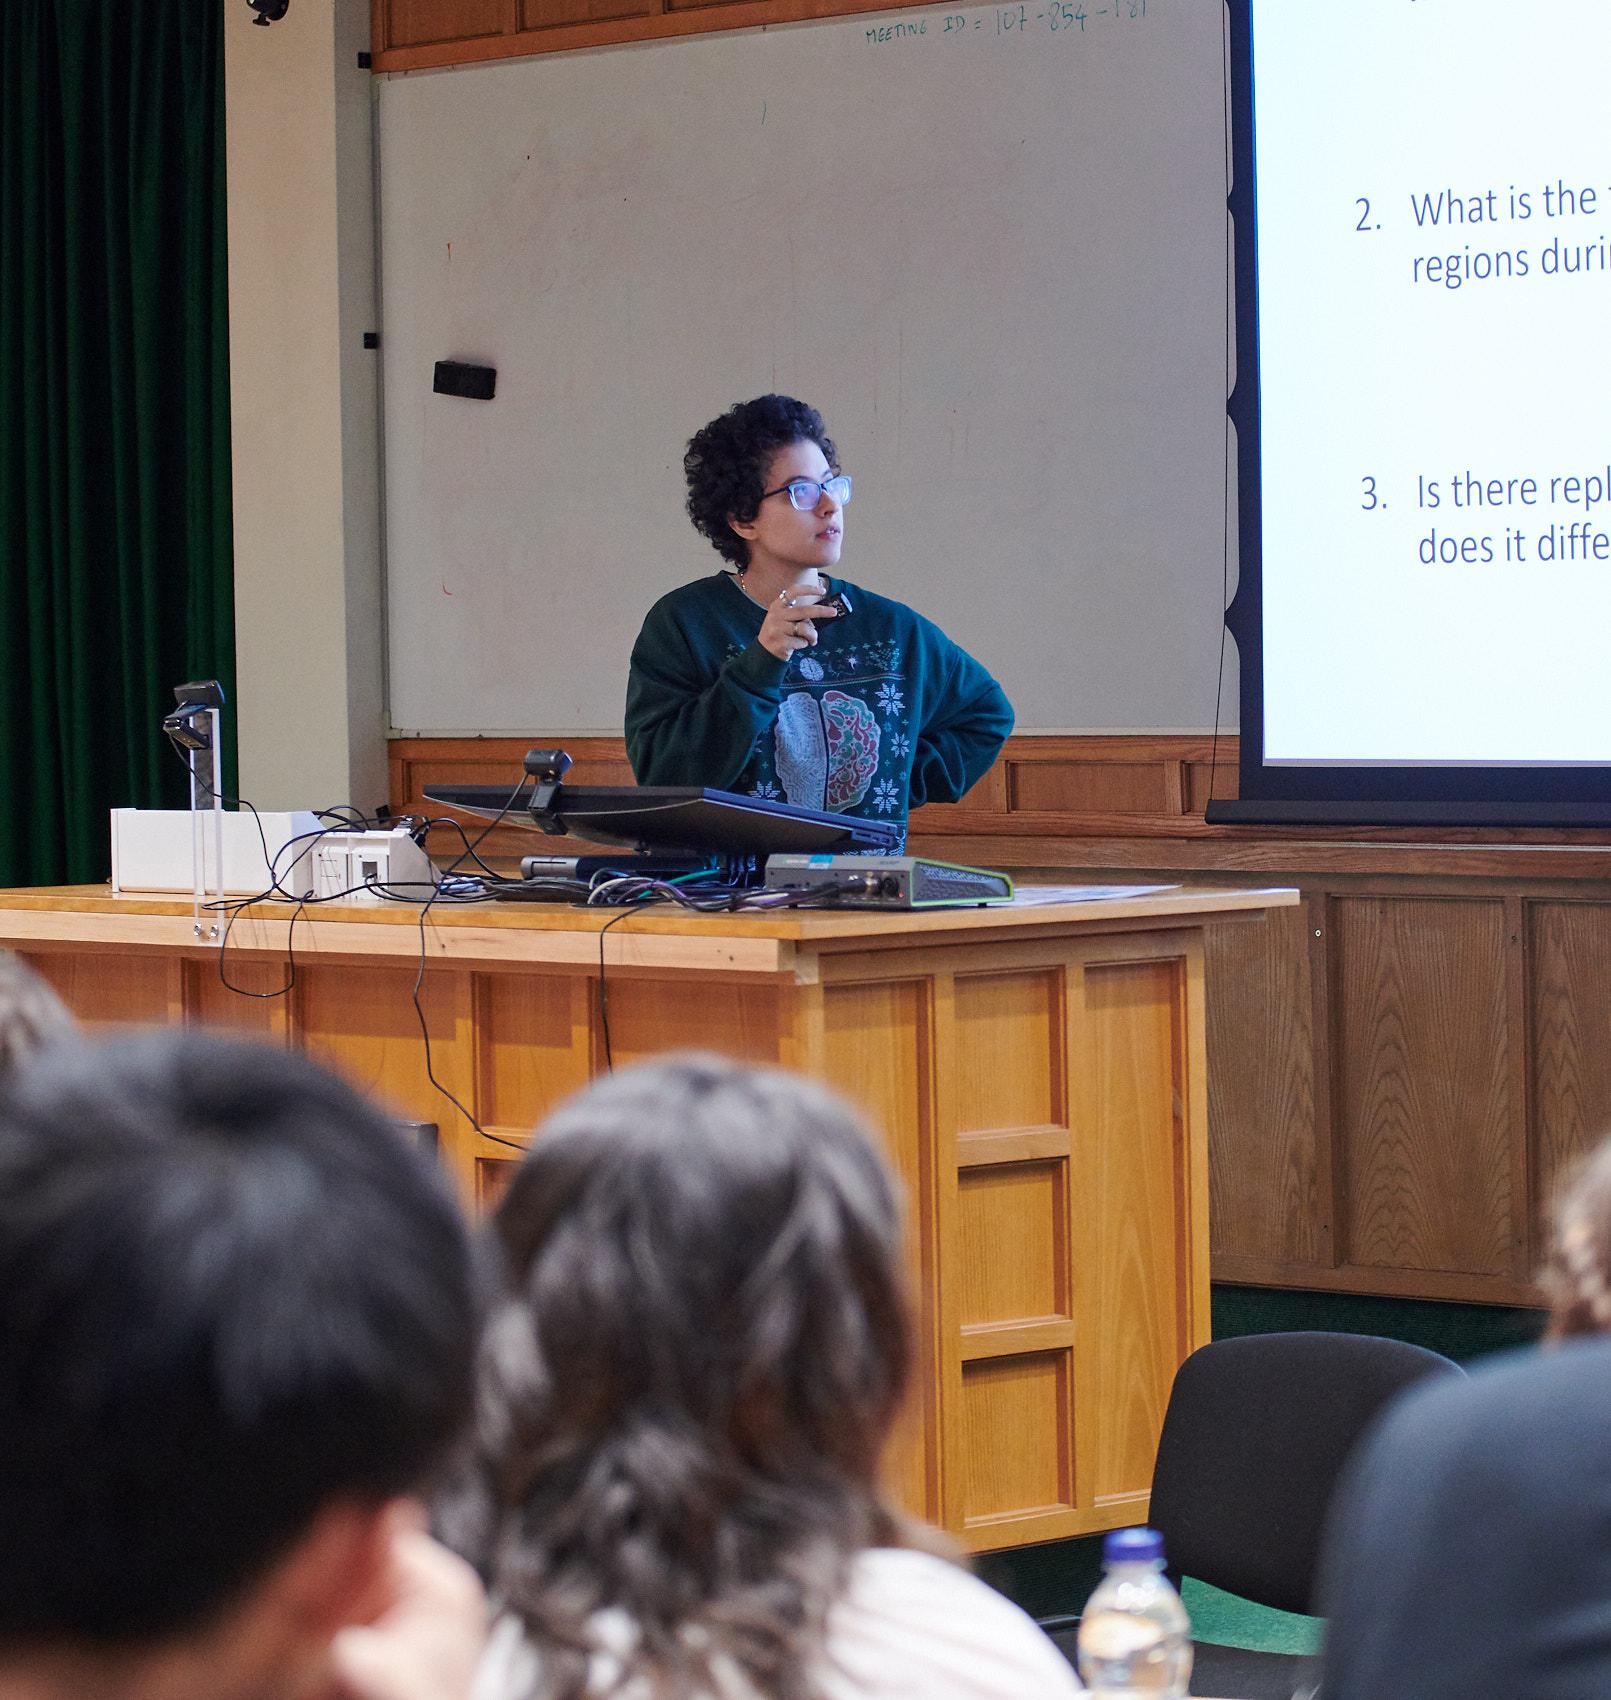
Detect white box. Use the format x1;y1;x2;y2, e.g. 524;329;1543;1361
309;829;436;902
109;808;322;897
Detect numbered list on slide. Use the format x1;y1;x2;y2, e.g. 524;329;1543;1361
1255;0;1611;765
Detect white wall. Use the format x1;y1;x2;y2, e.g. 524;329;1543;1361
225;0;387;813
378;7;1235;736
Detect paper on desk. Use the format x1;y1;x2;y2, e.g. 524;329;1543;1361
1010;884;1180;905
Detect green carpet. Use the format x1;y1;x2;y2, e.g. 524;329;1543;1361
1210;1284;1544;1363
981;1283;1545;1647
1180;1577;1322;1655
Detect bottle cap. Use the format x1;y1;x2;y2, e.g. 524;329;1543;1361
1103;1526;1165;1565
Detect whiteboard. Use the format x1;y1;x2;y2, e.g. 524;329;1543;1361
377;0;1233;734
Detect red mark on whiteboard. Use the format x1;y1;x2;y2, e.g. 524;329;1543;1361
442;582;454;596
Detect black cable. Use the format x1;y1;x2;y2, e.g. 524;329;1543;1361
405;884;526;1155
316;804;370;829
163;741;538;1143
425;813;515;881
407;780;535;1143
435;781;533;877
203;820;396;998
161;745;333;997
585;873;875;1074
595;908;641;1073
213;894;306;997
167;760;274;894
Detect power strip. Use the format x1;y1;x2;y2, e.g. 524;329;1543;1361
311;829;435;902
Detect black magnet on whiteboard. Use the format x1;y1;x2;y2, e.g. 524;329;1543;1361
433;360;496;401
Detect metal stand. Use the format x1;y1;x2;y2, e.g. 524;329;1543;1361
189;706;223;939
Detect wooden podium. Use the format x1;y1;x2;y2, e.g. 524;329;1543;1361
0;881;1294;1552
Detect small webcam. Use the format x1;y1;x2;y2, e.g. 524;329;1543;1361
173;680;226;711
163;681;226;753
244;0;290;24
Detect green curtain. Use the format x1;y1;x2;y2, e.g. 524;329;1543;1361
0;0;234;887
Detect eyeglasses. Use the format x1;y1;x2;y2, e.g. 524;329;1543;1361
759;474;853;512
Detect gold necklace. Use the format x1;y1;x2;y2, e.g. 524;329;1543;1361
735;570;770;610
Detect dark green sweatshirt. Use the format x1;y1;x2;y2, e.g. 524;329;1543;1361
625;573;1013;848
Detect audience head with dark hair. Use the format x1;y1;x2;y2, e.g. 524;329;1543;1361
0;1029;483;1700
453;1053;1083;1700
1316;1128;1611;1699
683;395;838;568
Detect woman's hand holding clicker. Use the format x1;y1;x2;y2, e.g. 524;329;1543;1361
757;584;837;661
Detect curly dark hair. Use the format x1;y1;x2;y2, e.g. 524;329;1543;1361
442;1054;942;1700
684;395;838;568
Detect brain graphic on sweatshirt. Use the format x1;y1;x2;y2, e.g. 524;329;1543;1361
774;689;881;812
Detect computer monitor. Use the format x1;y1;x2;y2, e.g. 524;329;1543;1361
422;781;902;856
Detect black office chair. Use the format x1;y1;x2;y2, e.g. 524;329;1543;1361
1049;1332;1463;1698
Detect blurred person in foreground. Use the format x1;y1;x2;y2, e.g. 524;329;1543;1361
0;1030;486;1700
0;950;75;1079
448;1054;1082;1700
1317;1134;1611;1700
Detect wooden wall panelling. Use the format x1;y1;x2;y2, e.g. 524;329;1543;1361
956;1161;1068;1331
2;885;1248;1546
466;970;585;1203
1185;747;1241;813
393;731;1611;861
389;730;1611;1309
1202;894;1322;1269
476;970;591;1132
952;968;1065;1140
776;975;826;1079
1068;930;1207;1535
187;954;292;1042
388;734;1244;861
1181;928;1213;1335
473;1151;522;1215
925;968;962;1539
294;962;480;1186
940;760;1009;819
590;976;786;1070
959;1353;1075;1535
820;975;943;1527
521;0;654;32
1309;893;1342;1277
1329;896;1514;1281
817;932;1135;1548
956;1155;1076;1543
373;0;969;70
23;948;181;1029
468;966;806;1207
391;736;636;868
1528;900;1611;1259
1502;894;1532;1284
951;960;1077;1547
1010;760;1177;818
928;734;1233;839
381;0;515;51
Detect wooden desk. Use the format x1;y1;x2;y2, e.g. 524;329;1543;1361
0;882;1295;1552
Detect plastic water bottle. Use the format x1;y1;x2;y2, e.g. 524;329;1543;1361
1075;1527;1193;1696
